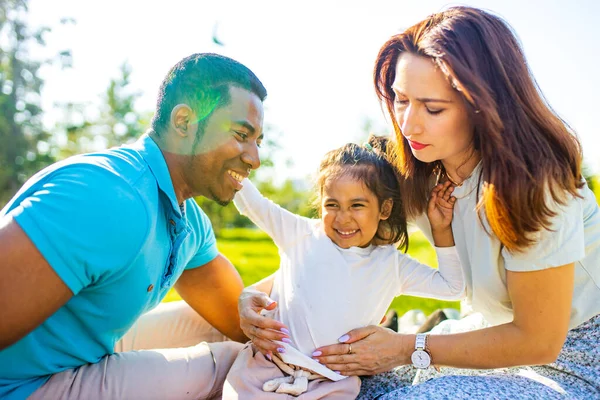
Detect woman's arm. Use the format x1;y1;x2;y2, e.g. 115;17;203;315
427;262;574;368
313;262;574;374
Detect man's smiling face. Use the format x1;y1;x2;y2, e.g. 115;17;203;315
187;86;264;205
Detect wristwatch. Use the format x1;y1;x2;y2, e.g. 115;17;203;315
411;333;432;369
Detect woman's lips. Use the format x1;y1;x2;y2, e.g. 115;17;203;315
408;140;429;150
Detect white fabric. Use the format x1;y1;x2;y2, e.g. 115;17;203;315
413;162;600;329
234;179;465;380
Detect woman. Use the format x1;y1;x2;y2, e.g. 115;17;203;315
239;6;600;399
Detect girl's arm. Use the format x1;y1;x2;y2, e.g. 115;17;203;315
233;178;311;249
397;247;465;300
427;182;455;248
396;181;464;300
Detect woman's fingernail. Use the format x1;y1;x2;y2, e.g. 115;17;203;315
266;353;272;361
313;358;321;363
280;328;290;334
334;371;341;374
338;334;350;343
277;347;286;354
281;338;293;344
312;350;322;357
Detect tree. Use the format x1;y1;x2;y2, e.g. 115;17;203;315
0;0;68;204
100;62;145;147
51;61;147;159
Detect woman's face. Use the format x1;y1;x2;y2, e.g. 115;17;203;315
392;53;475;168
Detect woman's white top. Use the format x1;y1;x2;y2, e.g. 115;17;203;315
414;162;600;329
234;179;465;380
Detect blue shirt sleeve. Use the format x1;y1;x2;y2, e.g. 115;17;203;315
8;164;150;295
184;202;219;269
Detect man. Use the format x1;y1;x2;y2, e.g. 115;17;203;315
0;53;266;399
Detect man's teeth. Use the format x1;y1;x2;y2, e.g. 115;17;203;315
338;229;358;235
227;170;243;183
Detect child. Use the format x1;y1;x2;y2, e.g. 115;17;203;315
224;136;464;399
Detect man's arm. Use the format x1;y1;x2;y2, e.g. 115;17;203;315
174;253;246;342
0;217;73;350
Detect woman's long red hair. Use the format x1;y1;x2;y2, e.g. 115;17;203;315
374;6;583;252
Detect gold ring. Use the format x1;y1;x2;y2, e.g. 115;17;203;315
347;343;352;354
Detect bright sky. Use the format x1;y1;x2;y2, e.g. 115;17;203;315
28;0;600;182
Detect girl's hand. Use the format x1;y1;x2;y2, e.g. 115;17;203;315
427;181;456;232
238;289;290;359
311;325;410;376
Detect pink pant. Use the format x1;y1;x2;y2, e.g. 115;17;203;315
223;343;361;399
29;301;244;400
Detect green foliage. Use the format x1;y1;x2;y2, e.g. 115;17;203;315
101;63;146;147
163;228;459;315
591;175;600;205
582;163;600;205
0;0;59;204
52;61;148;159
255;178;317;219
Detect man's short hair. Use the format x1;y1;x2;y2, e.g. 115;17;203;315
151;53;267;135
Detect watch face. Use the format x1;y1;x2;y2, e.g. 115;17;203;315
411;350;431;369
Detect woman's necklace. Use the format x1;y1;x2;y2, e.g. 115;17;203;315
434;163;463;187
434;161;480;200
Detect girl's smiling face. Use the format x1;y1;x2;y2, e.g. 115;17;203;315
321;173;391;249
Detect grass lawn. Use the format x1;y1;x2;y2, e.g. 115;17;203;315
163;227;460;316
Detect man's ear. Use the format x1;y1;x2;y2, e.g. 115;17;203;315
380;199;393;220
170;104;193;137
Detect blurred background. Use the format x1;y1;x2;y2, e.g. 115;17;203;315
2;0;599;317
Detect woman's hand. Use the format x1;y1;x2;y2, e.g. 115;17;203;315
311;325;411;376
238;288;290;358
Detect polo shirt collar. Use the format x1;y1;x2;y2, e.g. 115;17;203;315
130;132;182;215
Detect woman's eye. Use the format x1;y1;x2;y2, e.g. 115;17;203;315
352;204;365;208
394;98;409;107
426;108;444;115
324;203;337;208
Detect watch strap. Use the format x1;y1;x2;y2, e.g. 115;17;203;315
415;333;427;350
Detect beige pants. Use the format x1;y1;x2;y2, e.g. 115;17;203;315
223;343;361;399
29;301;244;400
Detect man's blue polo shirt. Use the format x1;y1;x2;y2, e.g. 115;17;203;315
0;134;219;400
